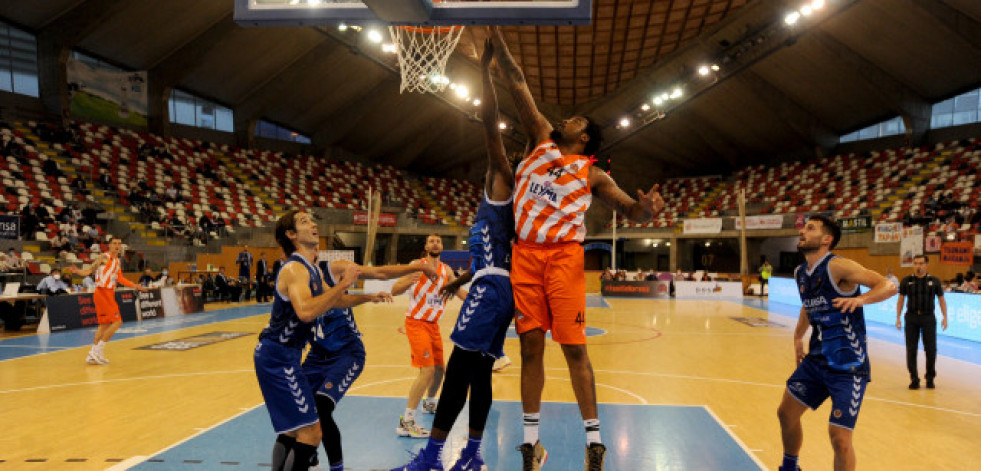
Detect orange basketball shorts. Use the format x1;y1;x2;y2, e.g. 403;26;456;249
404;318;444;368
93;287;121;324
511;240;587;345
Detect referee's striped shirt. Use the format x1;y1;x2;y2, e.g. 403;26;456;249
899;274;944;316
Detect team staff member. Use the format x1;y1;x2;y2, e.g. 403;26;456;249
70;236;147;365
896;255;948;389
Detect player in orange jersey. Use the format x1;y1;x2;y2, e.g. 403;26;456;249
491;27;665;471
70;236;147;365
391;234;468;438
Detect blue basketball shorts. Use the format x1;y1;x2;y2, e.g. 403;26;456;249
449;275;514;359
786;356;869;430
302;341;366;405
253;339;319;434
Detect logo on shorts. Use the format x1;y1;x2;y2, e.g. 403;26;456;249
324;382;333;390
833;409;842;419
424;351;431;359
788;382;807;395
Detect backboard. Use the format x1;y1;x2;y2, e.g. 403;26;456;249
234;0;592;27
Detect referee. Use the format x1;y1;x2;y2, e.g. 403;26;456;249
896;255;948;390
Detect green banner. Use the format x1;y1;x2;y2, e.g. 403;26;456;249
840;216;872;233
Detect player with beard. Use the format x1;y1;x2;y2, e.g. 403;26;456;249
391;234;468;438
490;27;664;471
777;214;896;471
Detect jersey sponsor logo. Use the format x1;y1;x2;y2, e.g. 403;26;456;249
803;296;829;310
528;180;559;203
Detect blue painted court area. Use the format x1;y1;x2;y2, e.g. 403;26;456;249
742;297;981;366
133;396;761;471
586;293;611;308
0;304;271;361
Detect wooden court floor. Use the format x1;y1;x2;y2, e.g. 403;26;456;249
1;297;978;470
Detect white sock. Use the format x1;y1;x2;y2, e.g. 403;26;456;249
584;418;601;445
523;413;540;445
404;408;416;422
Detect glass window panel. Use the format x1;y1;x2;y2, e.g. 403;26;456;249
932;98;955;115
952;110;977;126
296;135;311;144
954;91;978;112
858;125;879;140
0;66;12;92
216;107;233;132
12;70;38;97
173;92;195;126
931;114;953;129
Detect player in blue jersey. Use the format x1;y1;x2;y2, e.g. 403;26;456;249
254;209;361;471
391;39;516;471
303;257;438;471
777;214;897;471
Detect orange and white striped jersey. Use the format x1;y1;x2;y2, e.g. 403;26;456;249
514;141;593;244
95;254;122;289
405;258;451;323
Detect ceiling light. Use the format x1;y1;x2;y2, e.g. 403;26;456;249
671;87;683;99
666;242;671;247
472;98;481;106
800;5;813;16
653;97;663;106
367;30;383;43
698;65;710;76
704;241;711;247
449;83;457;90
811;0;825;9
498;122;507;130
653;243;659;248
381;43;396;53
308;0;322;5
785;11;800;25
338;22;347;31
711;64;720;71
661;92;670;101
454;85;469;98
641;103;650;111
619;118;630;127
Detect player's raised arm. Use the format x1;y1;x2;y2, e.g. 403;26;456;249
489;26;551;144
391;272;422;297
829;257;898;313
70;254;106;277
335;259;437;281
589;166;665;223
281;261;360;322
481;38;514;202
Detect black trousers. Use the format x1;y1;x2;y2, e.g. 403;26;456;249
905;314;937;381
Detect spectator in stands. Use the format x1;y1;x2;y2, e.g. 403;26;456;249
138;269;156;288
71;174;87;194
4;248;22;271
237;245;253;284
82;203;99;225
0;134;20;158
963;272;978;292
19;205;38;240
214;267;241;302
82;225;99;247
255;252;270;303
947;273;965;292
600;268;613;281
165;186;179;202
37;269;71;295
81;274;96;292
40;156;63;179
98;171;113;191
645;269;657;281
48;233;68;253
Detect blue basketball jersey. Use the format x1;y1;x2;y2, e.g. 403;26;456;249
794;253;869;375
309;261;363;352
468;191;514;273
258;253;324;350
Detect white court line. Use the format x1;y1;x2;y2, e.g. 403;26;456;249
0;344;69;349
702;405;768;471
0;369;254;394
122;403;264;469
105;456;150;471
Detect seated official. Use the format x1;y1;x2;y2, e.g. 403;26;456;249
37;270;72;295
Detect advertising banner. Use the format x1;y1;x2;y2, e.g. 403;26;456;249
925;235;942;253
941;242;974;266
600;281;669;298
683;218;722;234
137;288;165;320
45;290;138;332
900;226;923;267
674;281;743;298
177;284;204;314
0;214;19;239
66;58;148;126
794;214;806;230
353;211;396;226
839;216;872;233
734;215;783;230
769;277;981;343
874;223;903;243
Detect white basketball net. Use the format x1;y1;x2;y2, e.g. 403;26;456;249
389;25;465;94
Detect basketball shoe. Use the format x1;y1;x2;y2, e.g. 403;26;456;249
390;448;443;471
517;440;547;471
448;451;485;471
492;355;511;372
584;443;606;471
397;416;431;438
422;398;438;414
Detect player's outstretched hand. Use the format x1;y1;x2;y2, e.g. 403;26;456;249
637;183;665;214
941;317;948;331
409;260;438;279
339;264;361;288
895;319;902;330
832;296;865;313
370;292;393;303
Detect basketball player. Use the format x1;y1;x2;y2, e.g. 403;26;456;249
390;234;468;438
777;215;897;471
390;38;515;471
303;256;438;471
69;236;147;365
490;27;664;471
253;210;361;471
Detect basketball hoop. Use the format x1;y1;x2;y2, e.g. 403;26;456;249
389;24;464;94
